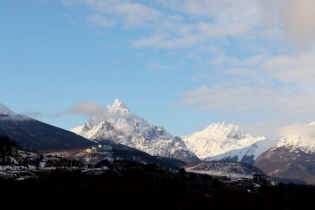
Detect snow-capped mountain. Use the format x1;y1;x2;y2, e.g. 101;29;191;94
182;122;267;159
0;103;94;150
254;123;315;184
204;140;276;164
71;99;200;164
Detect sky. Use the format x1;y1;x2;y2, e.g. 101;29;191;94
1;0;315;140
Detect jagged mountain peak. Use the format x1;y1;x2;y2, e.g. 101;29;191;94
109;99;129;110
202;122;246;138
182;122;267;159
185;122;251;141
82;99;136;130
71;99;200;163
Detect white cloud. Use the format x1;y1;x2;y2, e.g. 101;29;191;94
179;85;315;115
115;2;161;27
22;111;47;118
146;62;171;71
157;0;260;21
136;52;146;56
209;52;315;87
66;0;161;28
64;0;262;49
132;35;166;48
63;101;107;116
263;53;315;85
278;122;315;141
261;0;315;50
87;14;115;27
60;13;71;18
63;0;315;50
191;73;213;81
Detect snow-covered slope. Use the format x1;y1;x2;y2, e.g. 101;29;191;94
71;99;200;163
204;140;276;164
182;122;267;159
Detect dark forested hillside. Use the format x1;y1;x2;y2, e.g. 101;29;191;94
0;118;94;150
1;161;315;209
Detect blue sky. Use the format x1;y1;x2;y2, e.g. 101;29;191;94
1;0;315;140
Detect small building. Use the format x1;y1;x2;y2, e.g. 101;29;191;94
253;174;266;184
2;145;19;157
269;180;278;186
86;145;112;153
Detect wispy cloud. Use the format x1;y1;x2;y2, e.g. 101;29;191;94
22;111;48;118
60;13;71;18
146;62;171;72
58;101;107;116
179;85;315;116
136;52;146;56
63;0;261;49
63;0;315;50
87;14;115;27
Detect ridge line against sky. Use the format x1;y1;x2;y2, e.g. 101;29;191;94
1;0;315;140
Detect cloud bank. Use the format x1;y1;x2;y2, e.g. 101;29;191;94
279;122;315;142
262;0;315;50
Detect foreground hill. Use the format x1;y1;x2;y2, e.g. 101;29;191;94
0;103;94;150
254;130;315;185
71;99;200;164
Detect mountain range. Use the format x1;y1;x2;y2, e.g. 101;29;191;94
2;100;315;184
